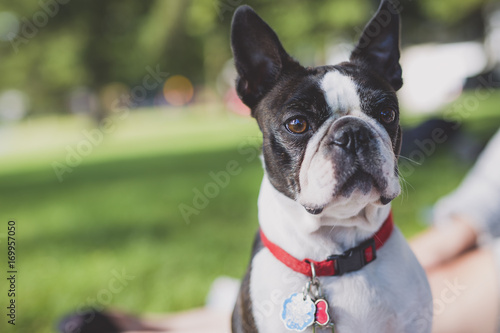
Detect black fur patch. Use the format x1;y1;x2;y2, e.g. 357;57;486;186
231;231;264;333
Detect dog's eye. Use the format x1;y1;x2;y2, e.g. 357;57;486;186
286;117;309;134
379;108;396;124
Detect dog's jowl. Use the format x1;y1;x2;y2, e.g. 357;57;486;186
230;1;432;332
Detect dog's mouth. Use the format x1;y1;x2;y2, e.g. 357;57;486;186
302;169;393;215
337;169;383;198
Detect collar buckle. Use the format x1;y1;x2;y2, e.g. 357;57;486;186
327;238;377;276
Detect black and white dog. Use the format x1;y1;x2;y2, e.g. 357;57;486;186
230;1;432;332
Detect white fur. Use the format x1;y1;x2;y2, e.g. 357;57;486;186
321;71;361;115
298;118;337;210
250;178;433;332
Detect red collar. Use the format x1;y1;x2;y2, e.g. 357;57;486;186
259;212;394;277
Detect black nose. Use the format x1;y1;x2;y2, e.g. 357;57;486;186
330;121;373;152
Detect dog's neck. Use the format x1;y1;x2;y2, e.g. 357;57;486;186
258;175;392;261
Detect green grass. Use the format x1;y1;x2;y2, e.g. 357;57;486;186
1;93;500;332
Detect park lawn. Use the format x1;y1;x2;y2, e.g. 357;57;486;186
1;92;499;333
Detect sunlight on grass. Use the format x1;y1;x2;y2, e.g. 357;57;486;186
0;105;260;175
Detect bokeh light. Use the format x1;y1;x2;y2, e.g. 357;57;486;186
224;88;250;117
163;75;194;106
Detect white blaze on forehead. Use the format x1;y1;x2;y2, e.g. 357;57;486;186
320;70;362;114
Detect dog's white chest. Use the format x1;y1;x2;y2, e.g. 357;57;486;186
249;229;432;333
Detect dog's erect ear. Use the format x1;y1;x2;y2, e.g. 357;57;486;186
350;0;402;91
231;5;299;110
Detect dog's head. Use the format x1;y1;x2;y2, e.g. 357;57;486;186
231;0;402;217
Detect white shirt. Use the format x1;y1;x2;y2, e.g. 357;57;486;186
434;129;500;244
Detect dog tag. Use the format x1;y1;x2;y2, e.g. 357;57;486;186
281;293;315;331
314;299;330;326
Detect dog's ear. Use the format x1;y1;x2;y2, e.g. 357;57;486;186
231;5;299;110
350;0;402;91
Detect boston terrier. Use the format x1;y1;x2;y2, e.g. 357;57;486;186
230;1;432;332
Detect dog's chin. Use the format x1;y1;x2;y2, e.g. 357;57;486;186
301;175;397;216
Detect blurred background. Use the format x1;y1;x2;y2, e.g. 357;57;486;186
1;0;500;332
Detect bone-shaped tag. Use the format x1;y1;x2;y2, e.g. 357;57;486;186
314;299;330;326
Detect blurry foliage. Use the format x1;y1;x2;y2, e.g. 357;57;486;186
0;0;492;115
421;0;487;23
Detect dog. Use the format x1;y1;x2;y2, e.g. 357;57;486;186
230;1;432;332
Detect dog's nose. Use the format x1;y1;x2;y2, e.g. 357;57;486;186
330;121;373;152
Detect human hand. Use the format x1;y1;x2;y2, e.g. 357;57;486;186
410;216;478;271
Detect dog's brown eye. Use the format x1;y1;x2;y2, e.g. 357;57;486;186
380;108;396;124
286;117;309;134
